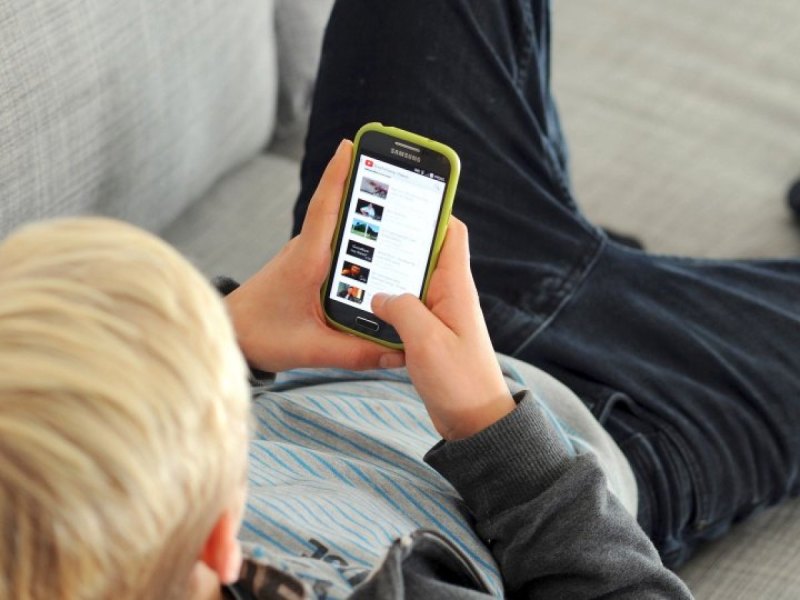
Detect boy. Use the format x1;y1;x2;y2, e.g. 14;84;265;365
0;141;691;598
3;0;798;597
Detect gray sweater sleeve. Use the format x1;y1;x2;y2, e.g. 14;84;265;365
424;392;693;599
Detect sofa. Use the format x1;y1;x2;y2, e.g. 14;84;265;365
1;0;798;597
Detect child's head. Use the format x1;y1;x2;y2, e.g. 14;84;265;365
0;218;251;599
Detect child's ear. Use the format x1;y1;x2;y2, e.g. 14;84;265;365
200;510;243;584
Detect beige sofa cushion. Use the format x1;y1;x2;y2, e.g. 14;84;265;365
553;0;800;259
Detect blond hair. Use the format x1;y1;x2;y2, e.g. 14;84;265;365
0;218;251;599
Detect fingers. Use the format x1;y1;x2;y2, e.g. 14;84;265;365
372;293;446;347
427;217;482;328
435;217;471;279
372;218;478;345
301;140;353;244
310;327;405;370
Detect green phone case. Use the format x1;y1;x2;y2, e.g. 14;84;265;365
323;122;461;350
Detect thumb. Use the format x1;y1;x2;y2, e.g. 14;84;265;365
300;139;353;245
372;293;442;345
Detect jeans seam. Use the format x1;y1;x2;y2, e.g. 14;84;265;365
514;1;536;91
658;421;712;528
510;233;607;356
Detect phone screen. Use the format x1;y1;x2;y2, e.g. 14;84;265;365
328;152;447;311
322;127;458;348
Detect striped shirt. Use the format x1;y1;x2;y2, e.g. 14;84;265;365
240;354;636;599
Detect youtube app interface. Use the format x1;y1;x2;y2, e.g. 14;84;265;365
329;153;446;311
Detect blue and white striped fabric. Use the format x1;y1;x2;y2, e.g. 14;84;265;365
239;356;619;599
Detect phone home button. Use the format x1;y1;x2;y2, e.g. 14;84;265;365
355;316;380;332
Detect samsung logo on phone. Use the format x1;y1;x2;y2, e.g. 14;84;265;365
390;148;421;163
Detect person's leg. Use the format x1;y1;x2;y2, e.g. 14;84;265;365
514;246;800;567
295;0;601;351
296;0;800;569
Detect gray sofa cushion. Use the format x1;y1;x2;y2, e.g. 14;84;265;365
0;0;278;238
273;0;335;142
677;499;800;599
163;153;298;283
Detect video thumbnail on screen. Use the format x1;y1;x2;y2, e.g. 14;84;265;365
341;261;370;284
360;177;389;199
336;282;364;304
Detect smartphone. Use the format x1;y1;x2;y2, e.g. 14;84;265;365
322;122;460;349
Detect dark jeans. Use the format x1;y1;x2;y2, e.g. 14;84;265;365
293;0;800;568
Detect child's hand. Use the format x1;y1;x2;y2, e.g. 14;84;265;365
372;218;516;441
225;140;404;373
